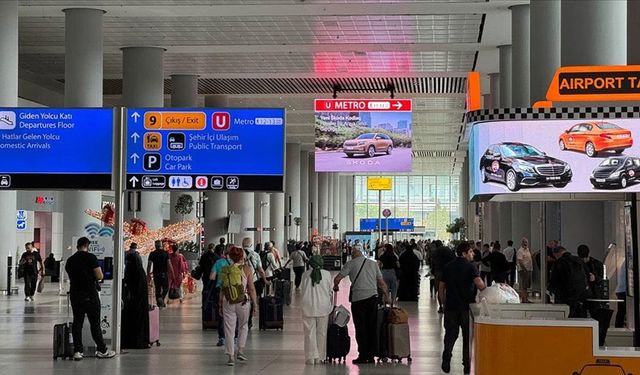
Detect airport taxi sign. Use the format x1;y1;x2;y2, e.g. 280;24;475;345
0;108;113;189
125;108;285;191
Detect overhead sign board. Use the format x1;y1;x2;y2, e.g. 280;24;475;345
126;108;285;191
469;116;640;198
367;177;393;190
534;65;640;108
314;99;412;173
0;108;113;189
360;218;414;232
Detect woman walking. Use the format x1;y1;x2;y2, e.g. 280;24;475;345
300;255;333;365
219;246;258;366
169;244;189;303
378;243;399;303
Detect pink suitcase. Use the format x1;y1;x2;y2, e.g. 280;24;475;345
149;305;160;347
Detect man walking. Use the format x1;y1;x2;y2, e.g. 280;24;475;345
65;237;116;360
20;242;43;302
516;238;533;303
503;240;516;286
333;245;390;365
147;240;174;308
440;242;486;374
549;246;590;318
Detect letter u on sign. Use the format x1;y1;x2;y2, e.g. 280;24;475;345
212;112;230;131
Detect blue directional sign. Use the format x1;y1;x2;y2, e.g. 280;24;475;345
359;218;415;232
126;108;285;191
0;108;113;189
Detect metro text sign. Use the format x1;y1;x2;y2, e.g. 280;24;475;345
315;99;412;112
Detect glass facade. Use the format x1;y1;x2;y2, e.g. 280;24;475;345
354;175;460;239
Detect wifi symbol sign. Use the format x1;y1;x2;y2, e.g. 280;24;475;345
85;223;101;238
99;227;114;238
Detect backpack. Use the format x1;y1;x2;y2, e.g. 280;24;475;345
564;255;589;300
260;251;271;270
220;264;246;304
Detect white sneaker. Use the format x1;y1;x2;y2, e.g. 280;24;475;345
226;356;235;366
96;349;116;359
29;297;34;301
236;353;248;362
73;352;83;361
24;297;29;301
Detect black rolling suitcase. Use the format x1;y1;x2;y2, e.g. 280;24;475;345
202;286;218;330
573;359;630;374
375;306;390;362
274;279;292;306
326;294;350;363
259;295;284;330
53;294;74;360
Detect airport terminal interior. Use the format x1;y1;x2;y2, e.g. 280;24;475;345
3;0;640;374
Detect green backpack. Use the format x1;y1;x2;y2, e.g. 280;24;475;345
220;264;246;304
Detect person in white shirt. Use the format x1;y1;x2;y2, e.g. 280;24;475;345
289;243;309;289
264;243;282;280
516;237;533;303
503;240;516;286
300;254;333;365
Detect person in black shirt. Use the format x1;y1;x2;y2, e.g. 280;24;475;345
65;237;116;360
147;240;175;308
440;242;486;375
431;241;456;313
19;242;43;302
549;246;590;318
200;243;219;291
378;243;399;302
481;242;510;284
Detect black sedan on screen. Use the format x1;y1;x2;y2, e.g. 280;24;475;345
480;142;573;191
590;156;640;189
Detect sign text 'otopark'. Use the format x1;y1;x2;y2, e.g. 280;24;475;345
126;108;285;192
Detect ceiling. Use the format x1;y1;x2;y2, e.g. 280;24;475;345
17;0;525;176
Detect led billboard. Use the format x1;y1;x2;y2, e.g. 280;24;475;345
314;99;412;172
470;118;640;197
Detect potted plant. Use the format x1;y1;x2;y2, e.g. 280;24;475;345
446;217;466;240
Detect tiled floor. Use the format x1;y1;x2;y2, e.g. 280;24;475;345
0;271;468;374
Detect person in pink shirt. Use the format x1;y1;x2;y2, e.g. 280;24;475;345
169;244;189;303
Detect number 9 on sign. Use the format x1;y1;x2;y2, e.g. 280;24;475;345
145;112;162;129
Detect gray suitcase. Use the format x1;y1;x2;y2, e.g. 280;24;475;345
387;323;412;363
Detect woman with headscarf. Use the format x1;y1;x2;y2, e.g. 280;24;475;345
121;243;150;349
397;242;421;301
300;254;333;365
378;243;400;303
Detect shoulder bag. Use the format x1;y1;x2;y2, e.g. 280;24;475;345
349;258;368;303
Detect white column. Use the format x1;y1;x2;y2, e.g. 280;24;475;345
62;8;104;262
254;192;270;246
339;176;348;237
333;173;341;236
562;0;626;66
345;176;354;231
299;150;309;241
511;5;530;108
498;45;512;108
203;95;228;246
327;173;334;235
308;155;318;235
530;0;560;102
285;143;301;241
270;193;285;252
169;74;198;224
318;173;329;235
122;47;165;230
0;0;16;292
228;192;254;245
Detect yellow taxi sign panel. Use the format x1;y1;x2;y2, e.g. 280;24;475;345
367;177;393;190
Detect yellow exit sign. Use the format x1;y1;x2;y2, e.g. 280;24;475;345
367;177;392;190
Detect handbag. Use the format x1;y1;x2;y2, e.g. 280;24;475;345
387;307;409;324
168;287;181;300
349;258;368;303
36;277;45;293
191;266;202;281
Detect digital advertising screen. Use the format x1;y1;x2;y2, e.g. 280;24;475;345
126;108;285;192
470;117;640;198
314;99;412;172
0;108;114;189
359;218;415;232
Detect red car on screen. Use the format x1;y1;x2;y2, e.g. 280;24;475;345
558;122;633;157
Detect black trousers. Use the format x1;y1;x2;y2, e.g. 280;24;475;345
248;280;264;328
480;271;492;286
293;266;305;289
71;295;106;354
153;273;169;301
24;273;37;297
443;309;471;367
615;292;627;328
351;295;378;360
